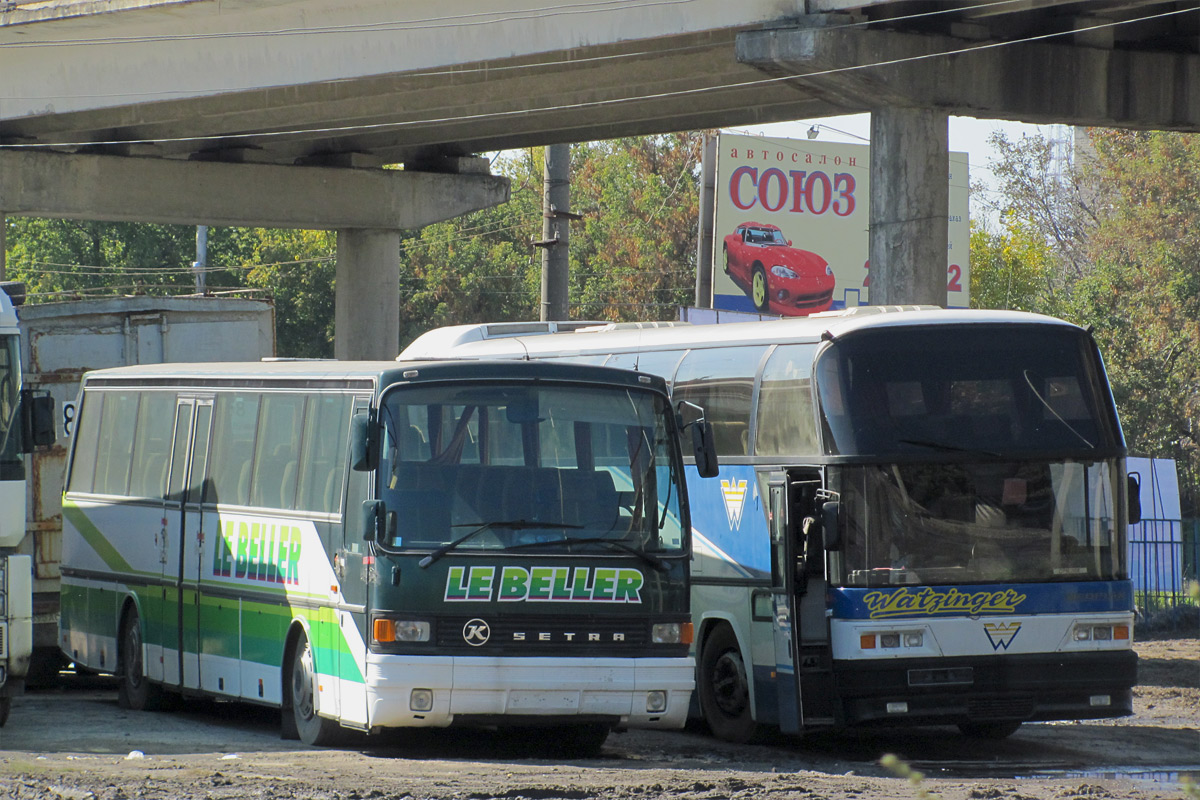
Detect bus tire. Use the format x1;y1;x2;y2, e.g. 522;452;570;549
117;607;162;711
0;696;10;727
958;720;1022;740
751;264;769;312
288;631;339;746
699;624;756;743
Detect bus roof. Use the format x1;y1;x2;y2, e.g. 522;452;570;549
79;358;670;395
398;307;1083;361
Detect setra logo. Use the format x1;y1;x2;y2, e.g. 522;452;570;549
721;479;749;530
983;621;1022;651
463;618;491;646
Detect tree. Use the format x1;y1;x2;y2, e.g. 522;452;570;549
967;214;1057;314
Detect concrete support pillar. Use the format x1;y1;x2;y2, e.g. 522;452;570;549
335;228;401;361
868;108;949;306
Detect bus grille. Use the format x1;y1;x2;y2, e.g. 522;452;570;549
967;695;1035;720
435;615;648;652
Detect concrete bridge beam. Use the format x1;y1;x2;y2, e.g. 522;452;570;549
0;150;509;358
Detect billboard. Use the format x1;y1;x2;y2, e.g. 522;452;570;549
711;133;969;314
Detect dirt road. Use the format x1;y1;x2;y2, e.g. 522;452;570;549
1;638;1195;800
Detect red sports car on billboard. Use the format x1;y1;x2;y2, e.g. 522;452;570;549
722;222;835;315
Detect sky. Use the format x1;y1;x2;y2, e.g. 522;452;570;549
733;113;1068;228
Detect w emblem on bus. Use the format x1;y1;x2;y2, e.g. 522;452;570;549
983;621;1022;651
721;479;748;530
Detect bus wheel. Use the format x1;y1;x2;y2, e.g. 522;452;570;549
0;696;10;727
289;632;339;746
958;720;1022;740
117;607;161;711
699;625;756;743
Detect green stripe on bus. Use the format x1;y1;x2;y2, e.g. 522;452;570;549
62;500;140;576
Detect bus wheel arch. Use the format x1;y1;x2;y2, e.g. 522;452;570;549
116;600;161;711
697;620;756;743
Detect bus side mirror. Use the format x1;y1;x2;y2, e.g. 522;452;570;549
1127;473;1141;526
692;420;719;478
350;412;378;472
20;389;56;451
821;500;841;551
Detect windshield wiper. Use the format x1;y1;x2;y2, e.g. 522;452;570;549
897;438;1001;458
504;536;669;572
418;519;582;568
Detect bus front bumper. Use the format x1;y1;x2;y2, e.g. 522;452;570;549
364;655;694;730
833;649;1137;727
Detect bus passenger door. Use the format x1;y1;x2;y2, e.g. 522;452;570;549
791;469;836;727
181;400;213;691
333;399;372;728
163;397;212;691
766;476;801;733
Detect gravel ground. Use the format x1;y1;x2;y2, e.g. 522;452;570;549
0;637;1196;800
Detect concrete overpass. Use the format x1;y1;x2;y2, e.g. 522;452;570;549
2;0;1198;356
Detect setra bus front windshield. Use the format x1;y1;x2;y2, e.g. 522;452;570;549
814;324;1126;587
0;334;23;481
375;382;685;557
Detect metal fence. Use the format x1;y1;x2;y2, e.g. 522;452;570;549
1128;516;1198;615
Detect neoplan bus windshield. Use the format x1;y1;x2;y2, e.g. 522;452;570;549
814;325;1122;458
375;382;686;557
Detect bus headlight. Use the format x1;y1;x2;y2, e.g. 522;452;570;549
652;622;693;645
373;617;431;644
646;691;668;713
1073;623;1129;642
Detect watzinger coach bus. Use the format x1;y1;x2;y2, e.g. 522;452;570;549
59;359;716;752
401;307;1141;742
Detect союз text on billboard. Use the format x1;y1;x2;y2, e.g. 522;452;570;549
711;133;969;315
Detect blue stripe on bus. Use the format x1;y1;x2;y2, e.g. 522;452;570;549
685;465;770;575
830;581;1134;619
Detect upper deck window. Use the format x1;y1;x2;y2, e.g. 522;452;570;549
815;325;1121;458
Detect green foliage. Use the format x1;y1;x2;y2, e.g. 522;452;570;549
396;135;704;348
967;214;1058;313
4;218;199;299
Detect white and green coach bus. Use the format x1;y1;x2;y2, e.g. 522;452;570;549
59;359;715;752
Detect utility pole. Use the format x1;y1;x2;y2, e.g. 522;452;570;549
0;213;6;282
694;135;717;309
192;225;208;293
539;144;571;321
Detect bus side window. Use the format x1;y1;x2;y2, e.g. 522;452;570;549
66;391;103;494
128;392;175;499
673;346;764;457
93;391;138;496
210;393;260;507
756;344;819;457
297;394;351;514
